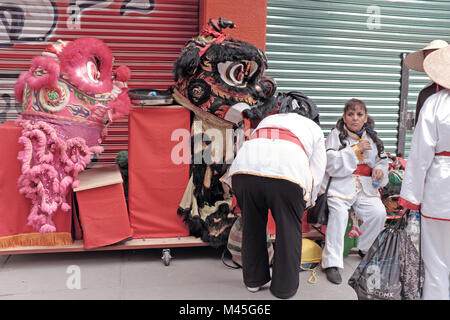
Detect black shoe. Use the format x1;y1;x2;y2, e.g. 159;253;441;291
358;250;366;258
325;267;342;285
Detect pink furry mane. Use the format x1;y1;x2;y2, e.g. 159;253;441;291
25;56;60;90
109;89;132;120
114;65;131;82
58;37;113;94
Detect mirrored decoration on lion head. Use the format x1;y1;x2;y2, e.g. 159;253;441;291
14;37;133;235
172;18;277;125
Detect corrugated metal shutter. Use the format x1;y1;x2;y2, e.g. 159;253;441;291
0;0;199;164
266;0;450;158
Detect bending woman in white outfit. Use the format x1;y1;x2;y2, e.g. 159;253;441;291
321;98;388;284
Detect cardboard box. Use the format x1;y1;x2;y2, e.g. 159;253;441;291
74;164;132;249
0;121;72;248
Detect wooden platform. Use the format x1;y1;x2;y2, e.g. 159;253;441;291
0;229;323;256
0;236;208;256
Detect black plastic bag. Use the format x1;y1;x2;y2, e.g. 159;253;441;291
348;217;424;300
307;178;332;225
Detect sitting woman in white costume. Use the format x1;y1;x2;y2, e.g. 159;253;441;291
321;98;388;284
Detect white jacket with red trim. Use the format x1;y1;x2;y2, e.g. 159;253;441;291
227;113;326;208
320;127;389;201
400;89;450;220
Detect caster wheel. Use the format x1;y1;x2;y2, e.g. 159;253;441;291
161;248;172;266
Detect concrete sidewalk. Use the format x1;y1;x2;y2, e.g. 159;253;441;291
0;246;359;300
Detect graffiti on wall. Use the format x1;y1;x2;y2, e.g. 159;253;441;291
1;0;155;46
0;0;58;45
0;93;21;123
0;0;156;123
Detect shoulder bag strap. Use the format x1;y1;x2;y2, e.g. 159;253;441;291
323;147;336;194
324;176;332;193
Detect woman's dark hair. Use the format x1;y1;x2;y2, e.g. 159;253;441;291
276;91;320;124
336;98;386;159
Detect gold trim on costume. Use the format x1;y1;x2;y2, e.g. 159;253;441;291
327;176;380;200
351;144;365;163
343;125;367;163
230;171;311;202
359;180;382;198
343;125;366;141
0;232;73;249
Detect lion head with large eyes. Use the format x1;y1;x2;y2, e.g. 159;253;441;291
15;37;132;124
172;18;277;125
13;37;132;235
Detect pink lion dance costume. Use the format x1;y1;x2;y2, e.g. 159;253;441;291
14;37;132;235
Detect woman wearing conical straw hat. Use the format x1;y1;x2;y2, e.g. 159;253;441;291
399;44;450;300
404;39;448;125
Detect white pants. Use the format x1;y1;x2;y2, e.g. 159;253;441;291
421;216;450;300
322;191;386;269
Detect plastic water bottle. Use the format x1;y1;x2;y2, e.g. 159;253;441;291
372;178;381;188
406;210;420;252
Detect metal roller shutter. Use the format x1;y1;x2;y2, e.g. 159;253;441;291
0;0;199;164
266;0;450;158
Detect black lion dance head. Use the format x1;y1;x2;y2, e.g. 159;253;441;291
173;17;277;125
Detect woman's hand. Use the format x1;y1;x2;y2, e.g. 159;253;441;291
372;168;384;181
357;139;372;152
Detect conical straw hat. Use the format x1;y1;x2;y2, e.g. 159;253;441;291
423;45;450;89
405;39;448;72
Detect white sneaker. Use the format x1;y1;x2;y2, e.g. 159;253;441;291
246;286;261;293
